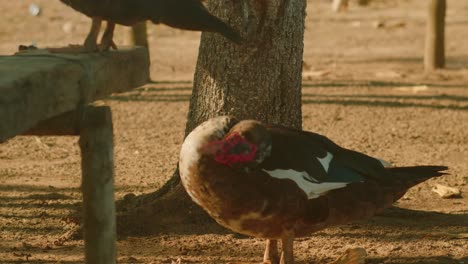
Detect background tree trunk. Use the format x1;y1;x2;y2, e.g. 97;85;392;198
118;0;306;234
424;0;446;71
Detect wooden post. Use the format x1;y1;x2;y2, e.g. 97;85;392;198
357;0;370;6
424;0;446;71
79;105;116;264
131;22;149;48
332;0;349;12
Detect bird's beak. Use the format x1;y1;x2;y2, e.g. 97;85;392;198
200;140;225;156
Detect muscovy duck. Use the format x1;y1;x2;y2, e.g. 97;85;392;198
179;116;448;264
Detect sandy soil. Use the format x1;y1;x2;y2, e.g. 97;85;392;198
0;0;467;263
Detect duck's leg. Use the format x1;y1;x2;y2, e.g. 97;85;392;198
100;22;117;51
279;231;294;264
83;17;102;52
263;239;279;264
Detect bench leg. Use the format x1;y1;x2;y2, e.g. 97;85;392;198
79;105;116;264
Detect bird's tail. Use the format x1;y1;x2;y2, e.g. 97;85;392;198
302;166;448;230
199;15;243;44
154;1;242;44
386;165;448;200
387;165;448;186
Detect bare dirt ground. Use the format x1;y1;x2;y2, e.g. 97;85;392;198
0;0;467;263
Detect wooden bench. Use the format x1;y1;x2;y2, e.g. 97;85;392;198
0;47;150;264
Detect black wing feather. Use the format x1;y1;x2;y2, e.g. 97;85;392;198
261;125;392;183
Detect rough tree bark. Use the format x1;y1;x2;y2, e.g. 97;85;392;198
118;0;306;233
186;0;305;133
424;0;446;71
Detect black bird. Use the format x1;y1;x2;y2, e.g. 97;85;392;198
60;0;242;51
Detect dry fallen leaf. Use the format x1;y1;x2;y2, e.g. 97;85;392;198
373;20;406;29
372;20;385;28
432;184;462;198
171;258;182;264
329;247;367;264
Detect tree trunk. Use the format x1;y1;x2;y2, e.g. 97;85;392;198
424;0;446;71
117;0;306;234
186;0;305;133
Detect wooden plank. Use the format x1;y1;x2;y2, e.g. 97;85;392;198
0;47;149;142
79;105;116;264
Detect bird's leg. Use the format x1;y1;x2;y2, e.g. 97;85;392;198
100;22;117;51
83;17;102;52
263;239;279;264
48;17;102;53
279;231;294;264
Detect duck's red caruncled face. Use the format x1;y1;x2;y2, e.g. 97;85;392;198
203;133;258;166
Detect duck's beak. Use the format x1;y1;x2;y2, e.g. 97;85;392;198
200;139;225;156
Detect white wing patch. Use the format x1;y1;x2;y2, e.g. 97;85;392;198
317;152;334;172
263;169;348;199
